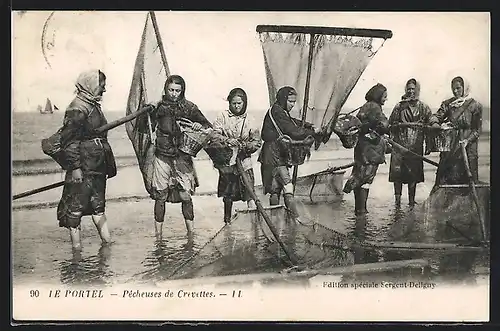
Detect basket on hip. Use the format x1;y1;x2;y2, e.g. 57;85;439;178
333;114;362;149
178;128;213;157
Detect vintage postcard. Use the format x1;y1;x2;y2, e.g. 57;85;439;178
11;11;490;322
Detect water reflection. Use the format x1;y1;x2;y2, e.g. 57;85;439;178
349;214;381;265
137;234;196;283
43;186;489;286
59;245;113;286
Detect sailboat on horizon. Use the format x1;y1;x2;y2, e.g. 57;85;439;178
39;98;58;114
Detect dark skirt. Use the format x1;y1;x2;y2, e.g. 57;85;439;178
343;162;379;193
389;152;424;184
260;164;292;195
217;166;255;202
57;173;107;229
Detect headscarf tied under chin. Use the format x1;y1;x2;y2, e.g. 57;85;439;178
449;76;472;108
162;74;186;105
365;83;387;105
275;86;297;110
401;78;421;101
227;87;248;117
75;69;104;105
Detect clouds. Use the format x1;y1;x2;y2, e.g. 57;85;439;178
12;11;490;113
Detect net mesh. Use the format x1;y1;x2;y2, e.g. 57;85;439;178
167;206;354;280
258;31;388;147
292;169;346;204
411;185;490;244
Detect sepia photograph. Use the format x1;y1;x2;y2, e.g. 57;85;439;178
11;11;490;322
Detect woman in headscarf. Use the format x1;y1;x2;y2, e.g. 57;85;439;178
429;76;483;186
145;75;212;238
388;78;433;207
210;88;262;224
57;69;117;251
343;83;390;216
258;86;320;220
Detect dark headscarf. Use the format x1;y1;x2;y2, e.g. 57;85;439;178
275;86;297;110
401;78;421;101
227;87;248;116
163;75;186;103
365;83;387;105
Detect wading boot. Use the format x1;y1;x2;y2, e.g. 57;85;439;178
393;182;402;208
355;188;369;216
223;198;233;224
395;195;401;208
408;183;417;208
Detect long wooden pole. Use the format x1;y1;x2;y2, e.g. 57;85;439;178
12;106;152;201
158;259;427;287
370;129;439;167
149;11;170;74
13;180;65;200
461;143;488;244
292;33;316;193
236;158;298;266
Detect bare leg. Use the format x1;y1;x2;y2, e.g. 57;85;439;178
154;200;165;239
69;226;82;251
92;213;111;245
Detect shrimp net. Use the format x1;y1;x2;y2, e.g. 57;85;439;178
166;204;355;280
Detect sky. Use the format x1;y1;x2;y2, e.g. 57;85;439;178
12;11;490;115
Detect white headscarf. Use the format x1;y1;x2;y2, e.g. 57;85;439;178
75;69;104;104
449;76;472;108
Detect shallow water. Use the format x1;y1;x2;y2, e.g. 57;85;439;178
12;164;490;288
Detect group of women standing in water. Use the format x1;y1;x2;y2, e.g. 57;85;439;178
53;69;483;250
344;76;483;216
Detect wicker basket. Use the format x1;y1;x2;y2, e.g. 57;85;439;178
427;127;455;152
394;126;422;147
279;135;314;166
334;114;361;149
205;144;239;167
178;128;213;157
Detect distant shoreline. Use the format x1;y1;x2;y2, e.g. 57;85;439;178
11;133;490;177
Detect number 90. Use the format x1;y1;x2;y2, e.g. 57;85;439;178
29;290;39;298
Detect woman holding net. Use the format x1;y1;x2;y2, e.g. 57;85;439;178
143;75;212;238
388;78;433;207
258;86;320;221
343;83;390;216
429;76;483;187
208;88;262;224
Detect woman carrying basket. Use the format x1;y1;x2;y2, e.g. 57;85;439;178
429;76;483;187
144;75;212;238
258;86;320;221
343;83;390;216
388;78;433;207
209;88;262;224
